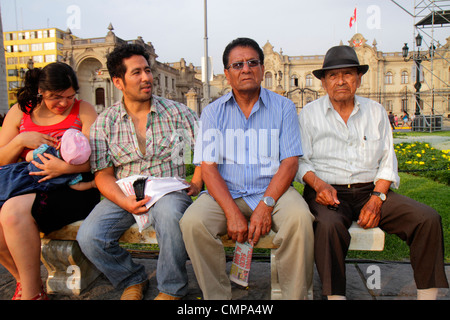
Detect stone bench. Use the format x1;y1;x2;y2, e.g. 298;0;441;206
40;220;384;300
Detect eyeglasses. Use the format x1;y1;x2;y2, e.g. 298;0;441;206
226;59;261;70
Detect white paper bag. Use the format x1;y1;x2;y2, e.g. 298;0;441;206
116;175;190;232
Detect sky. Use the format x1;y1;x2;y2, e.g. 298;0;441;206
1;0;449;74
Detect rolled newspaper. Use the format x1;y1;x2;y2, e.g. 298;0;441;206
230;241;253;287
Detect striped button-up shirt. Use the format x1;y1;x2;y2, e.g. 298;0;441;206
90;96;199;180
296;95;400;188
193;88;303;210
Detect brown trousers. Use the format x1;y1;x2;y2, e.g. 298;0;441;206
303;183;449;296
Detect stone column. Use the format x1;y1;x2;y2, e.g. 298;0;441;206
185;88;198;115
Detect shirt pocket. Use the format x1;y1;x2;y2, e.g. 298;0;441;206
155;136;173;162
109;143;138;167
360;134;383;168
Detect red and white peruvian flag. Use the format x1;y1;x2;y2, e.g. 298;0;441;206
349;8;357;28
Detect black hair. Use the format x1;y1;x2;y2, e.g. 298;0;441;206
16;62;79;114
222;37;264;69
106;43;150;80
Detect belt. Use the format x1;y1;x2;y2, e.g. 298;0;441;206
332;182;373;189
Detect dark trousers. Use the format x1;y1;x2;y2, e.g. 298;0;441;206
303;183;448;296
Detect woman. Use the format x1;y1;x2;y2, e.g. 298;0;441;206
401;111;410;128
0;62;100;300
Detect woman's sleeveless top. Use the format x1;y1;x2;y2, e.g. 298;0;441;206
19;99;83;159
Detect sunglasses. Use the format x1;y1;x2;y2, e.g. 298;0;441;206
227;59;261;70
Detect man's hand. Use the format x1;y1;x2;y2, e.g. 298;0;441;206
94;167;150;216
314;179;340;207
303;171;339;207
186;165;203;196
122;195;151;216
358;180;391;228
357;196;382;229
248;202;272;246
226;209;249;244
186;180;202;196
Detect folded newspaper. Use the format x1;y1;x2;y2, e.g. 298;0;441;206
116;175;190;232
229;241;253;287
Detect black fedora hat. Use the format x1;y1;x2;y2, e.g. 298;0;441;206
312;45;369;79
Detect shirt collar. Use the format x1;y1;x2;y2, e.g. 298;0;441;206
118;95;160;119
225;87;268;109
324;94;361;115
150;95;164;114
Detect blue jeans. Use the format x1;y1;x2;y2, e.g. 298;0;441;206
77;190;192;297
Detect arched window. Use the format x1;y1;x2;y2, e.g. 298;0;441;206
385;72;393;84
95;88;105;107
305;74;313;87
401;71;409;84
290;75;299;87
265;72;273;88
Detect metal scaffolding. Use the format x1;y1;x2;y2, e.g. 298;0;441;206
392;0;450;131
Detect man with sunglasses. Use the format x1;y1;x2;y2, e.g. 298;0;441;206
180;38;314;300
297;45;448;300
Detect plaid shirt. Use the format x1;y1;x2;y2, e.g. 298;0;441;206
90;95;199;180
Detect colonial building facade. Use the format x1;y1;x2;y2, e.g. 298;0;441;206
207;33;450;121
61;24;203;114
2;24;203;115
3;27;449;121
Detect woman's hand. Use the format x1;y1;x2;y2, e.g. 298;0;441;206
17;131;58;150
29;152;69;183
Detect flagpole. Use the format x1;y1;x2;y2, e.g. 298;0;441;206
355;6;358;34
202;0;210;111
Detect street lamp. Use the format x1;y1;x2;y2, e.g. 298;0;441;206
402;33;434;117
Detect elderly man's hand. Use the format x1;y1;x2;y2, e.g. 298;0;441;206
314;179;340;208
358;196;382;229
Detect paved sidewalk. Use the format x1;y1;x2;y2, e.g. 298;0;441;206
0;258;448;300
393;131;450;151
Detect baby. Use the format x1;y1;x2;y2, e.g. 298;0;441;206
0;129;94;206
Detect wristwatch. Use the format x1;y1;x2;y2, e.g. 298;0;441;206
261;196;276;207
371;191;386;202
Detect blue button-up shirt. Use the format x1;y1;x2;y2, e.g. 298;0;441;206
193;88;303;210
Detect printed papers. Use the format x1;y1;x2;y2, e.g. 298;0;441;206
116;175;190;232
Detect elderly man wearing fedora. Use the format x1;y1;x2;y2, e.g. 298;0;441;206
296;45;448;300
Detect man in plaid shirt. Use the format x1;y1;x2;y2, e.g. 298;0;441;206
77;44;202;300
